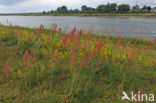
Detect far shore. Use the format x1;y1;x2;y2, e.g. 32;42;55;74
1;13;156;18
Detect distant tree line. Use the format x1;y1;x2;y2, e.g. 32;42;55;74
43;3;156;14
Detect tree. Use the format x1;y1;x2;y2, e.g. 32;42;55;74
109;3;117;12
56;5;68;13
73;9;80;13
142;6;147;10
69;9;80;14
81;5;88;12
96;3;117;13
81;5;96;13
105;3;110;13
42;11;46;14
132;5;140;10
146;6;152;12
132;5;140;12
117;4;130;13
50;10;54;13
96;5;106;13
142;5;151;12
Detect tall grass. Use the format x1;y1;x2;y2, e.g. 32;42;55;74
0;25;155;103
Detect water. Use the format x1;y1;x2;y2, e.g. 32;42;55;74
0;16;156;39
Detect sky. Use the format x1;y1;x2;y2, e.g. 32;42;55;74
0;0;156;13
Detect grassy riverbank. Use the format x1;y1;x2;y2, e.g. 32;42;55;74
0;25;156;103
1;13;156;17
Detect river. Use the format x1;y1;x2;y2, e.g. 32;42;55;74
0;16;156;39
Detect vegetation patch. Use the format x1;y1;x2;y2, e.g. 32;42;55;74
0;25;155;103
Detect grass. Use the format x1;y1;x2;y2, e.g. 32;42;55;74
1;13;156;17
0;25;156;103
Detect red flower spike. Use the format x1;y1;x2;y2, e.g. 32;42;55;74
128;48;135;61
58;27;62;32
23;50;31;60
62;35;67;48
89;47;97;59
103;37;107;45
85;32;91;41
39;24;44;30
69;53;76;71
75;32;81;45
1;73;4;80
2;63;10;76
79;29;82;36
52;24;58;32
95;39;104;50
81;53;87;68
69;27;76;42
116;32;122;47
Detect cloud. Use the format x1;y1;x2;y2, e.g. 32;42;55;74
0;0;26;5
0;0;156;13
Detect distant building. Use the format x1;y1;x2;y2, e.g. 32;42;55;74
132;5;141;12
142;9;148;13
152;7;156;13
142;6;152;13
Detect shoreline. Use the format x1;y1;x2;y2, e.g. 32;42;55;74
1;13;156;18
0;25;155;42
0;24;155;40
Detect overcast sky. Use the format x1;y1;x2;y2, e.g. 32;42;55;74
0;0;156;13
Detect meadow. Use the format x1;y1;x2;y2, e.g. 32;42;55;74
0;25;156;103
